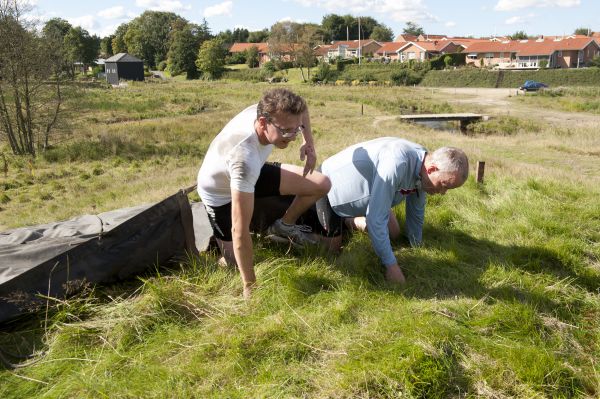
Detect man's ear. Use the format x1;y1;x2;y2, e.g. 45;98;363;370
426;164;439;174
257;116;268;131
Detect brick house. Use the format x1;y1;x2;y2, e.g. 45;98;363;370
327;40;382;59
375;42;407;61
229;43;270;64
464;37;600;69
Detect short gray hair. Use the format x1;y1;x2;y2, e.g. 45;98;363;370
429;147;469;182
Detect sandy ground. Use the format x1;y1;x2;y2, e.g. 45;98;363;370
429;87;600;128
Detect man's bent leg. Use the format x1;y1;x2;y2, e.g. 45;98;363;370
279;164;330;225
345;209;400;239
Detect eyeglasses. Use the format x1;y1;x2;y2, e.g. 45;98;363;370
268;120;304;139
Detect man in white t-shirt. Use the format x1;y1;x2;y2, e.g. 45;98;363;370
197;89;331;298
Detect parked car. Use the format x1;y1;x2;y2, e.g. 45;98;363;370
519;80;548;92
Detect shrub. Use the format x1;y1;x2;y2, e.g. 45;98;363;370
157;61;167;71
226;52;246;65
311;63;337;83
539;59;548;69
390;69;424;86
262;61;276;73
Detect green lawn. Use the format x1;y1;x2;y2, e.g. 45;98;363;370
1;80;599;398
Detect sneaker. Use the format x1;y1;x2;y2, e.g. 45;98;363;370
266;218;317;247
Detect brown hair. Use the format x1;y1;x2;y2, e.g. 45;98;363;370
257;88;307;119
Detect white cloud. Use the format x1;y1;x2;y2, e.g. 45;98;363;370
135;0;191;12
495;0;580;11
293;0;438;23
203;1;233;17
278;16;307;24
68;15;99;32
98;6;125;19
445;21;456;27
505;13;535;25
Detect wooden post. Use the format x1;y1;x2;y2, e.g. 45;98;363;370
361;104;364;115
476;161;485;184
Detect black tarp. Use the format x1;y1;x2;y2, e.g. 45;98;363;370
0;189;212;324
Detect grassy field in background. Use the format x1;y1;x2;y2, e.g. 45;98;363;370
0;81;599;398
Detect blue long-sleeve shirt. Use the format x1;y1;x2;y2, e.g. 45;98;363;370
321;137;426;266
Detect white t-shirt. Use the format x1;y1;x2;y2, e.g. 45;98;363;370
197;104;274;207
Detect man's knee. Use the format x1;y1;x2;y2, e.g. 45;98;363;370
315;174;331;197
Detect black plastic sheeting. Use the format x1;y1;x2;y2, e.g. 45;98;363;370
0;190;212;325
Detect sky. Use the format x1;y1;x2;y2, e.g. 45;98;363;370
28;0;599;39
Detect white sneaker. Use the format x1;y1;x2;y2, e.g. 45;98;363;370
266;219;317;247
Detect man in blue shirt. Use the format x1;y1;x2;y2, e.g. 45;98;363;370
315;137;469;283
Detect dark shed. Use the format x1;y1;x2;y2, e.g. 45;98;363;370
105;53;144;85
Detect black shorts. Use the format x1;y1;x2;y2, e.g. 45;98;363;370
204;162;282;241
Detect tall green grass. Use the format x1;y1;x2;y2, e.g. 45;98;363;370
0;80;599;397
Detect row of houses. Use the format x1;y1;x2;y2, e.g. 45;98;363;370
229;32;600;70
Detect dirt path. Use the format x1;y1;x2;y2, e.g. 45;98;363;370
428;88;600;128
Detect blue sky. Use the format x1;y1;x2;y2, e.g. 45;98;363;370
29;0;598;39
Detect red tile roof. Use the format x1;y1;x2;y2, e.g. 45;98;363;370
330;40;378;50
229;43;268;53
376;41;408;54
465;37;599;56
419;34;447;40
394;34;418;42
314;45;332;56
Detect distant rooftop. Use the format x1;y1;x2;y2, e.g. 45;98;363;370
105;53;143;63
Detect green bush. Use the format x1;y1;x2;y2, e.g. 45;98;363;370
222;68;272;82
311;63;338;83
390;69;424;86
225;52;246;65
336;58;353;72
421;67;600;87
157;61;167;71
262;61;276;73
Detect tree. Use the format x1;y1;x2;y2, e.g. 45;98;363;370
217;29;234;44
123;11;186;68
510;31;529;40
196;38;226;79
168;23;208;79
248;29;269;43
321;14;346;41
232;27;249;42
42;18;71;77
0;1;66;155
294;25;319;82
246;45;259;68
63;26;99;74
370;24;394;42
574;27;591;36
403;21;424;36
42;18;71;40
100;35;115;58
112;23;129;54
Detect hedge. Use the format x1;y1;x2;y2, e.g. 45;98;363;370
420;67;600;88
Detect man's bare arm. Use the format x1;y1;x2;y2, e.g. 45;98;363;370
231;190;256;297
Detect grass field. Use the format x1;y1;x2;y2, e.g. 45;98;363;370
0;80;599;398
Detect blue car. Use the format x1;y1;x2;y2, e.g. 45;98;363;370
519;80;548;92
